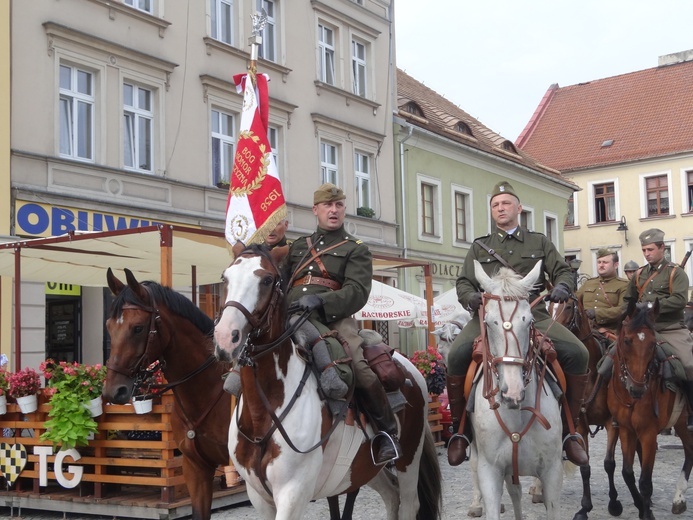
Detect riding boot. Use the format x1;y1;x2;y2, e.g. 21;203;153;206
682;381;693;431
360;381;401;464
562;372;590;466
447;374;472;466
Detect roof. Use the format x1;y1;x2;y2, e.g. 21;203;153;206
516;58;693;172
396;68;572;187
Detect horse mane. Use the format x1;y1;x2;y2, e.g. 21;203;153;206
110;282;215;337
484;267;529;300
625;302;657;333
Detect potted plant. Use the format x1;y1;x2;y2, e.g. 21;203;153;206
356;206;375;218
411;346;446;396
40;360;107;450
0;368;9;414
132;361;165;414
8;367;42;413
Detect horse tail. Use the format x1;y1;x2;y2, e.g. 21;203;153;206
416;426;443;520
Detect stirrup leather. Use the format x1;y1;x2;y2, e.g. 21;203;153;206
370;431;400;465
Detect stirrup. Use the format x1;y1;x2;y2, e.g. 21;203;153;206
562;432;586;450
370;431;400;465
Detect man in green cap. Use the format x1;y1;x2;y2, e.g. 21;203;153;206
624;228;693;430
623;260;639;281
285;182;400;463
446;181;590;467
577;249;629;335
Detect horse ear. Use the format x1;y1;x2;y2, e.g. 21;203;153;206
651;298;660;317
270;244;289;265
521;261;543;293
473;260;492;291
231;241;245;260
106;268;125;295
124;268;148;302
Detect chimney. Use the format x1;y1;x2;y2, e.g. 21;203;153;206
658;49;693;66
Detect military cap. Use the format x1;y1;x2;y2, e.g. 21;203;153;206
623;260;639;272
313;183;346;205
490;181;520;203
596;248;615;259
639;228;665;246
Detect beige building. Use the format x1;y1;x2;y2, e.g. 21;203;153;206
7;0;397;369
518;51;693;286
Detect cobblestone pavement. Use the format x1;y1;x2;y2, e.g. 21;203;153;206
4;431;690;519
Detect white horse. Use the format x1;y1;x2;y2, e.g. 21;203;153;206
470;260;564;520
432;310;470;362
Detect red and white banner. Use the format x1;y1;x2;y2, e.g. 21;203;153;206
225;73;286;247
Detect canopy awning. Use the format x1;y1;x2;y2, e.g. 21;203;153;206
354;280;425;321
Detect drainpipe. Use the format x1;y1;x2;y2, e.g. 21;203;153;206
396;119;414;268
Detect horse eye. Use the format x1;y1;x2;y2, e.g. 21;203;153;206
262;275;274;286
134;325;144;334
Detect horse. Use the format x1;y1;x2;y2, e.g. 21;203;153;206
549;296;623;520
608;299;693;519
433;313;469;362
213;244;442;520
469;259;564;520
102;268;232;520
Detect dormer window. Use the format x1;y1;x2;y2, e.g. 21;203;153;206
402;101;424;118
455;121;472;136
501;140;519;154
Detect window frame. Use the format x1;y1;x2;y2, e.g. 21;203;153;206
417;174;442;244
354;151;371;210
351;38;367;97
543;210;559;249
210;107;236;186
124;0;153;15
451;184;473;247
682;168;693;214
211;0;235;46
123;81;154;173
640;171;672;218
257;0;277;62
587;179;620;225
520;205;535;232
565;191;578;227
318;23;336;86
58;63;95;162
320;140;339;185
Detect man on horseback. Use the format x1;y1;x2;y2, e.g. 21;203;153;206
285;183;401;464
264;218;291;249
446;181;590;467
623;260;640;281
577;248;629;337
624;228;693;431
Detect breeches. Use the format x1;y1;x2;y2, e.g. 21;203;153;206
447;315;589;377
658;328;693;380
329;317;377;389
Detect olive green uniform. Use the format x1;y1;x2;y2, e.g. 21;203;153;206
447;227;589;377
286;225;376;387
624;259;693;379
577;275;629;332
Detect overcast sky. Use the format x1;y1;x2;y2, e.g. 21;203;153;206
394;0;693;141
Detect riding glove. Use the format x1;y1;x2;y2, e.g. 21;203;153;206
467;292;483;313
548;283;571;303
585;308;596;319
289;294;324;314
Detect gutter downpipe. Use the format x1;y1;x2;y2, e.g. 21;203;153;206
398;122;414;276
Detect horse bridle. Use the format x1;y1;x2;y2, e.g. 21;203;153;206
614;322;658;400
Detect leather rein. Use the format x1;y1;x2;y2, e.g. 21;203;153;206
613;321;658;404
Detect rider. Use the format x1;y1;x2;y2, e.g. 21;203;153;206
623;260;640;281
264;218;291;249
446;181;590;467
576;249;629;335
623;228;693;431
285;183;401;464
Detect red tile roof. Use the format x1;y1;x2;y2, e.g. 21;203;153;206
517;59;693;172
396;69;572;185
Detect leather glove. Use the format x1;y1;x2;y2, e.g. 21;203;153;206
467;292;483;314
288;294;324;314
585;308;596;319
548;283;571;303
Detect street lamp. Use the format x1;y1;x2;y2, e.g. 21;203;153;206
616;216;628;244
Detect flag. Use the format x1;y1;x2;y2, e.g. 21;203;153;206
224;72;286;247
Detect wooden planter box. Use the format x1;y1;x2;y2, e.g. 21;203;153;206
427;394;444;446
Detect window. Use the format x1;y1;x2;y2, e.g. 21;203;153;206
354;152;370;209
211;0;234;45
401;101;424;118
211;109;235;186
258;0;276;62
59;64;94;161
318;24;335;85
594;182;615;223
646;174;669;216
545;213;558;247
453;189;471;242
687;170;693;213
320;141;338;184
416;175;444;241
268;126;279;175
565;194;575;227
124;0;152;14
351;39;366;97
123;83;153;172
455;121;472;136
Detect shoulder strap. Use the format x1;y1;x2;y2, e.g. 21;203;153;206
473;239;518;274
288;237;349;286
636;267;658;301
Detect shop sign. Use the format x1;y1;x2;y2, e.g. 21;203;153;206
429;261;463;280
45;282;81;296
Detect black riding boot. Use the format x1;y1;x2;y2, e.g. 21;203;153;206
447;374;472;466
563;372;590;466
683;381;693;431
360;381;401;464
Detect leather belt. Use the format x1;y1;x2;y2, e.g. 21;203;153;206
292;274;341;291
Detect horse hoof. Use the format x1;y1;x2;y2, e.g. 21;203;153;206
532;494;544;504
467;506;482;517
672;501;687;514
609;501;623;516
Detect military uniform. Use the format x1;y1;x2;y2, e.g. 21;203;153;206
266;236;292;249
577;275;629;332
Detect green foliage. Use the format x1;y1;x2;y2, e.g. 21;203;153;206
356;206;375;218
0;368;9;397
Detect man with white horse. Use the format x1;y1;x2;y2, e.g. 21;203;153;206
284;182;401;464
446;181;590;468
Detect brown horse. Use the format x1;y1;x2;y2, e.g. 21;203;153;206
103;268;232;520
609;299;693;519
214;244;442;519
550;297;622;519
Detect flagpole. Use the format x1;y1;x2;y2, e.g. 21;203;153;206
248;10;267;86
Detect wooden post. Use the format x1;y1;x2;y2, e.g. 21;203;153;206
160;225;173;287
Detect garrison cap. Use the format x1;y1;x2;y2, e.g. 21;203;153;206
639;228;665;246
490;181;520;204
624;260;639;272
313;183;346;205
596;248;615;259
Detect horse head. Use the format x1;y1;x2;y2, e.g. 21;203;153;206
616;299;659;399
214;244;289;364
474;260;542;408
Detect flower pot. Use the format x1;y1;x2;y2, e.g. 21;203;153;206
84;396;103;417
0;395;6;415
16;394;38;414
132;397;153;414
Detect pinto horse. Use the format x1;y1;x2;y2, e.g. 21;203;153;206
609;299;693;519
103;269;232;520
550;296;622;520
213;244;441;520
470;260;564;520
